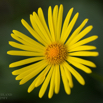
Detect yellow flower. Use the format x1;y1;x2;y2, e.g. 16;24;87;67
7;4;98;98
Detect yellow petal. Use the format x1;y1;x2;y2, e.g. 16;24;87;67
53;5;58;40
55;65;60;94
56;4;63;41
27;65;51;93
48;66;55;98
11;33;32;46
15;60;46;80
19;60;47;85
67;57;92;73
33;12;51;44
66;18;88;45
60;12;79;43
28;76;45;93
39;67;54;98
69;51;99;57
30;15;47;46
69;25;93;46
60;65;71;95
21;18;47;46
35;76;46;87
38;7;52;42
48;6;55;42
63;62;85;85
69;45;96;52
12;60;44;75
64;67;73;88
7;50;43;56
9;41;43;52
9;56;44;68
12;63;38;75
35;65;51;87
67;56;96;67
61;8;73;39
12;30;44;51
69;35;98;50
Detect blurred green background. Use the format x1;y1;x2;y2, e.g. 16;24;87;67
0;0;103;103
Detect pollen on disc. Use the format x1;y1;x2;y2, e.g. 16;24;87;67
45;43;68;64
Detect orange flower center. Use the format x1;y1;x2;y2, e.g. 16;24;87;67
45;43;68;64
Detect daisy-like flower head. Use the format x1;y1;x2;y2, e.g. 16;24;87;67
7;4;98;98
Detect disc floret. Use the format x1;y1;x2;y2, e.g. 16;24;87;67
45;43;68;64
